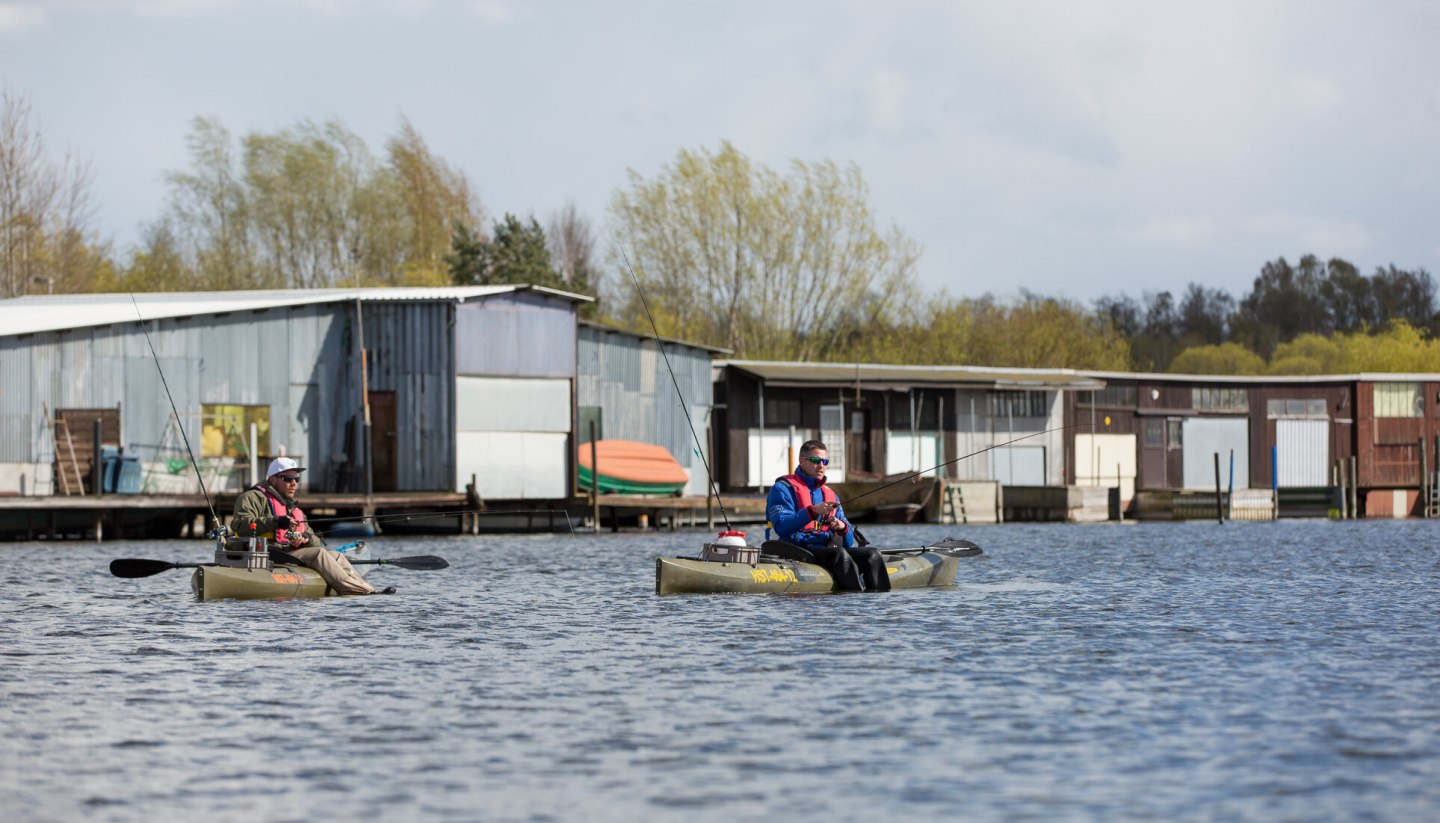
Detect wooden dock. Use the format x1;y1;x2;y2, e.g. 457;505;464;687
0;490;769;541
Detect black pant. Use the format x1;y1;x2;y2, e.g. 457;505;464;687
812;545;892;593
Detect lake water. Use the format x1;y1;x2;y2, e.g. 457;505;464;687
2;519;1438;822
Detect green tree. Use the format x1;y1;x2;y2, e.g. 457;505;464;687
161;115;483;289
608;141;920;359
1336;320;1440;372
1;89;113;296
1267;334;1343;375
1169;343;1266;375
449;213;565;289
848;292;1130;370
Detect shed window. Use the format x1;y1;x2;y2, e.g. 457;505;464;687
202;404;271;459
1192;387;1248;412
1078;386;1137;408
1374;383;1422;418
1266;398;1330;419
988;391;1048;419
763;399;801;426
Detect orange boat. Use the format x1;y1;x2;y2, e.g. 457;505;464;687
577;440;689;495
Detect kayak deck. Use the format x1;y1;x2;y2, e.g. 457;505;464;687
655;544;974;595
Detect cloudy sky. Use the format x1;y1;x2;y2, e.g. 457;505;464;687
2;0;1437;303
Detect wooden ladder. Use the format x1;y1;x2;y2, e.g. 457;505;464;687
942;482;968;525
1427;474;1440;518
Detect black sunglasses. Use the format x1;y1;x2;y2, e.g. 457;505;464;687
803;456;829;466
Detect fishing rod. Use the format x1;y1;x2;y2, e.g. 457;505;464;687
130;294;221;533
837;422;1095;508
617;246;733;530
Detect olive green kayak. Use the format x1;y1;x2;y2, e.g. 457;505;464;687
188;539;371;601
191;563;356;601
655;539;982;595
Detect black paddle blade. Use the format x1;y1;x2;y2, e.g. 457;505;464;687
364;555;449;570
930;537;983;552
110;558;179;578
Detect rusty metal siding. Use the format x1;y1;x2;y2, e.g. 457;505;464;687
576;326;714;485
455;292;576;379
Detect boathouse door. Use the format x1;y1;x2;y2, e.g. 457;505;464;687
368;391;398;492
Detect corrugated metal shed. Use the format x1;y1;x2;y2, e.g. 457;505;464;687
0;285;590;338
0;287;591;496
577;323;725;495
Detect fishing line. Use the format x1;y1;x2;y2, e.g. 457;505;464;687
308;508;577;537
130;294;220;532
837;422;1096;508
616;246;732;530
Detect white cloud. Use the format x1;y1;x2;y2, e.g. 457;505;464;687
1117;216;1219;250
1290;72;1344;116
0;3;45;34
1244;212;1374;258
868;68;908;136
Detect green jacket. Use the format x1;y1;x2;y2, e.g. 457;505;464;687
229;485;322;549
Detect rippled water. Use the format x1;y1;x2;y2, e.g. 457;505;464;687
3;520;1438;822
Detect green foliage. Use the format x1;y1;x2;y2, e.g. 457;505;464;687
607;141;920;360
1169;343;1267;375
840;292;1131;369
1336;320;1440;372
448;213;566;289
1267;334;1343;375
159;115;482;290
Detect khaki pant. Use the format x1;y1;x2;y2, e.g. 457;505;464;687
286;544;376;595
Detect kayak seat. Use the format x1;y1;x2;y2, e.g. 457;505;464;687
759;541;816;564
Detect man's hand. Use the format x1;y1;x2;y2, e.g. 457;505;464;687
274;515;292;531
806;502;838;521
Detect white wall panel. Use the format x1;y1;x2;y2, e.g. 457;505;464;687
456;431;568;498
886;431;942;476
1276;419;1329;487
1076;433;1137;500
1182;417;1250;490
456;377;571;433
989;446;1045;486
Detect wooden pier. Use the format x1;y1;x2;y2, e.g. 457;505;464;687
0;490;769;541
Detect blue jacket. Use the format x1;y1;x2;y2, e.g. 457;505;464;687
766;468;855;549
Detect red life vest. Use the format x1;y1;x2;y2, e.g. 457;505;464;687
255;483;309;546
777;474;838;532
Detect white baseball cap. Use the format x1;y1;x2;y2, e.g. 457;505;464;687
266;457;306;478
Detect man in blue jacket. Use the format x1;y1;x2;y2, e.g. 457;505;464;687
767;439;891;592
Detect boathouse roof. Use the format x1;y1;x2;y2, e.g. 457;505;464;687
720;359;1106;391
0;285;592;338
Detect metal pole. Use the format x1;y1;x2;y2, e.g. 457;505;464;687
249;422;259;487
758;381;766;491
1214;452;1224;524
1342;454;1353;517
590;420;600;533
1227;448;1235;520
706;423;714;531
1117;461;1124;523
92;418;102;495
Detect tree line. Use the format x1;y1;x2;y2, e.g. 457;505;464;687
3;88;1435;374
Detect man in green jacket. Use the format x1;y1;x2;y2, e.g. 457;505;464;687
230;457;387;595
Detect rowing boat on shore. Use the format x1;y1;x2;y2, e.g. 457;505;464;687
655;537;982;595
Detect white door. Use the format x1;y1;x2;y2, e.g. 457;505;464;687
1181;417;1249;490
820;404;845;482
1075;433;1137;501
1276;419;1329;486
989;446;1044;486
